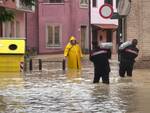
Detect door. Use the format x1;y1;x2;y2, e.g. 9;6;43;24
106;30;112;42
81;26;87;53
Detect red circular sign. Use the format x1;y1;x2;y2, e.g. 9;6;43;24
99;4;113;19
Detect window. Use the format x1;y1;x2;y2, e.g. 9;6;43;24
3;21;14;37
105;0;113;5
46;0;64;3
16;21;20;37
4;22;10;37
80;0;88;7
92;0;97;7
2;21;20;38
81;26;87;52
10;21;15;37
46;24;61;47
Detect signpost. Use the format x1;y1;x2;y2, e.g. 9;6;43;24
118;0;131;17
117;0;132;60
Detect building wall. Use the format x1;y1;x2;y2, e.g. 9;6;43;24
0;0;16;9
1;11;25;38
126;0;150;60
70;0;89;49
15;11;25;37
38;2;71;53
0;0;32;39
26;9;38;50
27;0;89;54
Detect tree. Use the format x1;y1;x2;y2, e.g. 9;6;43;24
21;0;35;6
0;7;14;22
0;0;35;22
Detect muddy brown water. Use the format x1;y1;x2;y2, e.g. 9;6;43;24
0;60;149;113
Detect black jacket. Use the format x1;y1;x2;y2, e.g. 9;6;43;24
90;47;111;74
119;45;139;62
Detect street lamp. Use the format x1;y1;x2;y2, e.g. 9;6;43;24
117;0;132;43
117;0;132;60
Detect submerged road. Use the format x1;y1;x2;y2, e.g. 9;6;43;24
0;59;149;113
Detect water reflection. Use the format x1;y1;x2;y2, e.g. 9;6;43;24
66;69;82;83
0;95;7;112
0;72;24;89
0;63;149;112
0;72;26;113
90;84;111;113
110;80;137;113
89;82;136;113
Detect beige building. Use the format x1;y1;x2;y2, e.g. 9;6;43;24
125;0;150;67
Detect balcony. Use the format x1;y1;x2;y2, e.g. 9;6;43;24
16;0;35;12
0;0;16;9
0;0;35;12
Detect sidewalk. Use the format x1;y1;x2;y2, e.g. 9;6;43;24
30;53;119;66
31;54;119;60
31;54;65;60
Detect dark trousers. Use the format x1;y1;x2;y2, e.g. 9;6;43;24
93;70;109;84
119;60;134;77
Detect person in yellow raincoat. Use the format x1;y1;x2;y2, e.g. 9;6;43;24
64;36;83;69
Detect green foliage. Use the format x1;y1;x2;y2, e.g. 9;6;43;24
0;7;14;22
0;0;35;22
21;0;35;6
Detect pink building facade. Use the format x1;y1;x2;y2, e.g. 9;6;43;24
27;0;89;54
0;0;34;39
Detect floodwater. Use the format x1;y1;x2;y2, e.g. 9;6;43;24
0;60;150;113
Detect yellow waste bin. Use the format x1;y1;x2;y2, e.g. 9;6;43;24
0;39;25;72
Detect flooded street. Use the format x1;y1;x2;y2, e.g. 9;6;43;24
0;60;150;113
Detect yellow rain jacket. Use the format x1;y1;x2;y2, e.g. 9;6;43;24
64;36;83;69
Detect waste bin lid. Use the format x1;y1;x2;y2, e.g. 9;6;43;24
0;39;25;54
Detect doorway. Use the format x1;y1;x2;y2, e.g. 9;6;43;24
81;25;87;53
106;30;112;42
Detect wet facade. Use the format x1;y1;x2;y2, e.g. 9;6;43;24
0;0;34;38
27;0;89;54
122;0;150;67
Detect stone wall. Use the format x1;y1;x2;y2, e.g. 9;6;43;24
127;0;150;67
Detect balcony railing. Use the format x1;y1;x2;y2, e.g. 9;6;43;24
16;0;35;12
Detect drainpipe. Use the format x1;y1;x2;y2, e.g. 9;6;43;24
88;0;91;55
25;12;28;51
36;0;39;54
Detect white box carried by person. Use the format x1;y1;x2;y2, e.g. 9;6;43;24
100;42;112;49
119;41;132;50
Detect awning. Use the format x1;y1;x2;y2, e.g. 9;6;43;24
92;24;118;30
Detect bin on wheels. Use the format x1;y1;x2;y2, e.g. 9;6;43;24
0;39;25;72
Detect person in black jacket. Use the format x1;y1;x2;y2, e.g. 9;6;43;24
119;39;139;77
90;41;111;84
